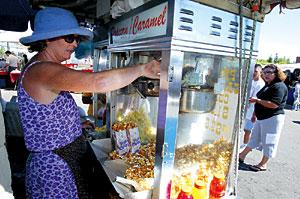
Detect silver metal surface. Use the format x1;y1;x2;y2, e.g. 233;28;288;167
104;0;261;198
109;37;173;52
153;49;183;199
173;0;261;51
92;40;109;126
180;88;216;113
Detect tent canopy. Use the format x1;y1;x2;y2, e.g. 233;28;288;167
0;0;35;32
0;0;96;32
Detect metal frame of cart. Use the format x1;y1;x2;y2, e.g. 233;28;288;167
100;0;261;198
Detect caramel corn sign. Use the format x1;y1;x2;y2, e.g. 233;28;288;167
205;67;239;139
111;2;168;44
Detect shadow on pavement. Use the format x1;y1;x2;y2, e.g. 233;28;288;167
292;121;300;125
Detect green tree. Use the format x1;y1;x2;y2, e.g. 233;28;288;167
256;59;269;65
274;53;279;63
257;55;292;65
267;56;273;63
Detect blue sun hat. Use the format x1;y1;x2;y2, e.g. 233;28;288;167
20;7;93;45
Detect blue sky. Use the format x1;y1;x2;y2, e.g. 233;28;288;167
258;6;300;62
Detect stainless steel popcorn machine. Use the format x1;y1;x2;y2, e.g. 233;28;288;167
103;0;261;198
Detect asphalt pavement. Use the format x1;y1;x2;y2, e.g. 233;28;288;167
238;109;300;199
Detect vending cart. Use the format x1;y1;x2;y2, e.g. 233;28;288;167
95;0;261;198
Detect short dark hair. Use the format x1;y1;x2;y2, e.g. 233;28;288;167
5;50;11;55
254;63;262;70
28;41;47;53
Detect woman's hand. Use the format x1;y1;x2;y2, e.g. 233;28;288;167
251;114;257;123
249;97;258;103
249;97;279;109
141;59;160;79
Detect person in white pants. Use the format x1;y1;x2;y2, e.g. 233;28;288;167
241;64;265;147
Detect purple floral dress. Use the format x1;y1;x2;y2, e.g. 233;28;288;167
17;62;83;199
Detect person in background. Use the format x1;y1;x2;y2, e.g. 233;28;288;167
80;92;97;130
239;64;287;172
0;58;6;69
17;7;160;199
81;92;93;116
292;80;300;111
82;92;106;121
241;64;265;147
22;54;28;65
283;69;292;90
5;51;18;72
96;93;107;125
292;69;300;86
18;54;29;71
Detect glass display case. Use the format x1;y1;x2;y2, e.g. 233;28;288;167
109;51;161;144
170;52;240;199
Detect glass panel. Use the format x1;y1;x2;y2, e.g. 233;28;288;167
93;47;109;125
110;51;161;143
107;50;161;184
170;52;239;199
98;48;109;71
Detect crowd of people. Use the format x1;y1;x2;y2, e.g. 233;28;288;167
0;51;28;89
1;51;28;72
283;68;300;110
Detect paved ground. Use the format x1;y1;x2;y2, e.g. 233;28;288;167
1;89;299;199
237;109;300;199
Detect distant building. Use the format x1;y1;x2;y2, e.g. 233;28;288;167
296;57;300;63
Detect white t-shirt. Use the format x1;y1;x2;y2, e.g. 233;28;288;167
6;54;18;67
245;78;265;119
294;82;300;99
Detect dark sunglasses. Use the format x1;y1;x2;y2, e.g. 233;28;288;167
62;35;82;44
263;70;275;75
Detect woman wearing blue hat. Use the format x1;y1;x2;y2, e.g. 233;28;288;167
18;7;160;199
